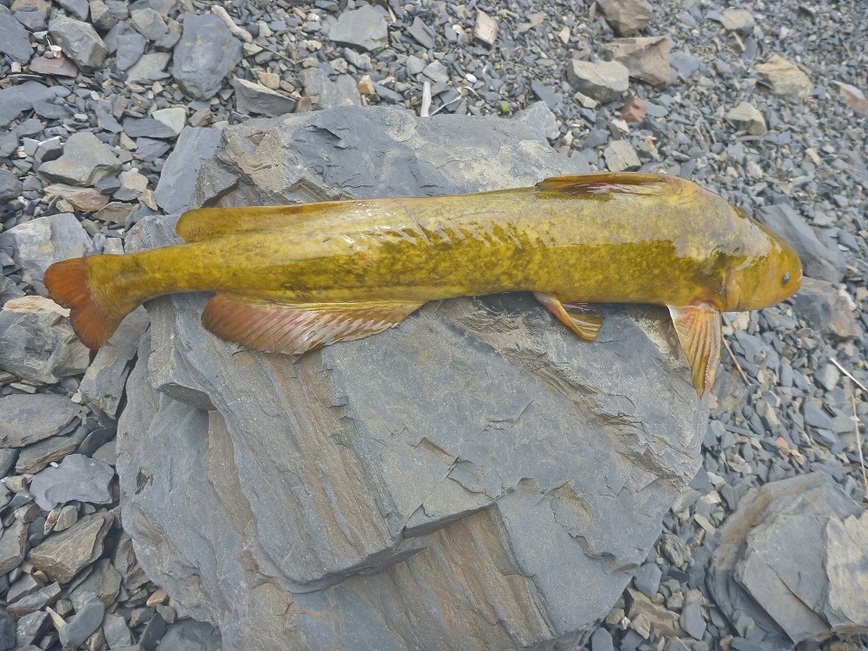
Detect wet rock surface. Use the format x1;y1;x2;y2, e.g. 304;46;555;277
0;0;865;649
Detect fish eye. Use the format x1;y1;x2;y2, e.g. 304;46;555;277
782;272;791;284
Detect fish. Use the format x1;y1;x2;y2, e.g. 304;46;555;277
43;172;802;397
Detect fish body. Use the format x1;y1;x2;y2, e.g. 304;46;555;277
44;173;802;396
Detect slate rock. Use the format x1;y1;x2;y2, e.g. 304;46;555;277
0;519;27;576
727;102;767;135
512;101;559;141
59;593;105;648
0;212;91;281
0;393;80;448
30;454;116;511
566;59;629;103
708;473;867;647
15;425;87;475
680;590;705;639
755;54;813;102
48;15;107;72
0;82;60;128
719;8;755;32
792;277;860;338
117;106;706;650
590;627;615;651
603;37;670;87
300;68;361;108
407;16;435;49
124;51;171;82
122;116;177;139
115;31;146;70
328;5;388;51
130;8;166;41
153;126;222;214
604;140;640;171
0;608;16;651
669;50;701;81
58;0;90;21
159;619;221;650
232;78;296;117
152;107;186;136
172;13;242;100
103;612;133;648
596;0;653;36
14;610;46;648
757;203;846;284
79;307;149;417
7;582;61;617
38;131;121;187
0;170;22;204
632;562;662;598
0;11;33;63
27;512;114;583
89;0;117;32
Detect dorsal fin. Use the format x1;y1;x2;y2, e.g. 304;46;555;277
175;205;316;242
535;173;670;196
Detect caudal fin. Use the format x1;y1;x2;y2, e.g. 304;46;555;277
43;258;122;350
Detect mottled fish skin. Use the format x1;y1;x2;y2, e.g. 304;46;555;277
43;173;802;397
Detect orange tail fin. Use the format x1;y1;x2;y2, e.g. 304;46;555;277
43;258;122;350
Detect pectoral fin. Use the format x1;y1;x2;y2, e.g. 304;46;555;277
201;294;423;355
668;304;722;397
534;293;602;342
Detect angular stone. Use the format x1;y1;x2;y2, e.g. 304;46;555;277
0;169;22;204
43;184;109;212
70;558;121;608
103;612;133;648
58;0;89;21
89;0;117;32
566;59;629;103
513;101;559;141
832;81;868;116
14;426;88;474
755;54;813;102
172;13;242;100
124;51;171;83
0;12;34;63
48;15;107;71
0;519;28;576
719;8;755;32
30;454;116;511
604;140;640;171
0;81;60;128
300;69;361;109
407;16;435;49
596;0;652;36
27;512;114;583
708;474;867;647
0;213;91;281
0;393;81;448
232;78;296;117
130;8;167;41
7;581;61;617
59;593;105;649
115;32;146;71
29;54;79;77
153;127;222;214
38;132;121;187
757;203;846;284
79;307;149;417
159;619;221;650
792;278;860;339
603;37;670;87
14;610;48;648
123;117;177;139
117;106;706;650
726;102;767;135
474;10;498;46
152;107;186;136
328;5;387;51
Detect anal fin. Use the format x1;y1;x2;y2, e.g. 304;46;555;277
534;293;602;342
668;304;722;398
202;294;424;356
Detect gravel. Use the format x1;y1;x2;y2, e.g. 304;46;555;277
0;0;865;649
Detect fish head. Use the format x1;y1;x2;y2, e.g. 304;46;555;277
723;213;802;311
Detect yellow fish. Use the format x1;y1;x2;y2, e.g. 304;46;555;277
44;173;801;396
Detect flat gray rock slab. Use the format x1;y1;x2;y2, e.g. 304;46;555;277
117;106;706;650
0;393;81;448
0;212;92;281
708;473;868;648
0;12;33;63
30;454;116;511
171;13;241;100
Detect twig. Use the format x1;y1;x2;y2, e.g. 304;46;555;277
212;6;253;43
853;393;868;503
722;336;751;387
829;357;868;392
420;81;432;117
